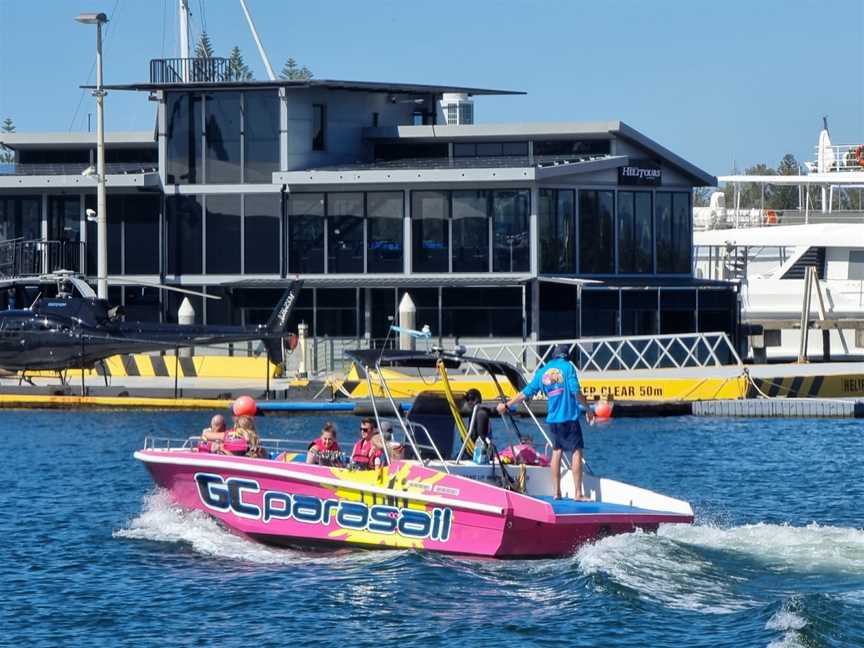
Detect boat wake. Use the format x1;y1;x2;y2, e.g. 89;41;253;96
113;489;389;568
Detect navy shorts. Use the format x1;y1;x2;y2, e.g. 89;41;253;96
550;420;584;453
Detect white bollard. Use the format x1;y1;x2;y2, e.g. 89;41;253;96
398;292;416;351
297;321;309;378
178;297;195;358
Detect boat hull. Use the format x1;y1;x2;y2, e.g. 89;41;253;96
135;450;692;558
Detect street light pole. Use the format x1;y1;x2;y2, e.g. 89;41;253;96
75;12;109;299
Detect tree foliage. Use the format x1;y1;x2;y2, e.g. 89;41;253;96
280;57;313;80
0;117;14;164
194;31;215;59
227;46;254;81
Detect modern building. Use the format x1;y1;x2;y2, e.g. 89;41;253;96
0;57;738;360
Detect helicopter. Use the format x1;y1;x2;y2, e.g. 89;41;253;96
0;271;302;378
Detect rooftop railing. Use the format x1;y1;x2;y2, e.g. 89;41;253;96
809;144;864;173
694;207;864;231
150;57;232;84
0;162;158;177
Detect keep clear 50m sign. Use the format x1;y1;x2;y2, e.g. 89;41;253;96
618;160;662;186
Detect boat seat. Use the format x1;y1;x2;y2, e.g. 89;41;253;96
405;390;462;460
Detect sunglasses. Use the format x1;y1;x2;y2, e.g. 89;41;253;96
360;427;372;432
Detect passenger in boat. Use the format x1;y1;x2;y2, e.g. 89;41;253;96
223;415;261;457
379;421;404;462
465;389;494;463
350;418;384;469
306;422;344;466
498;435;550;466
497;344;595;500
198;414;227;453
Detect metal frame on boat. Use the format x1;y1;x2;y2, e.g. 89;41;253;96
135;345;694;558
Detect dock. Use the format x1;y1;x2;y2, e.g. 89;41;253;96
693;398;864;418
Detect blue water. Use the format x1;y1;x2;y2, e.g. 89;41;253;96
2;411;863;647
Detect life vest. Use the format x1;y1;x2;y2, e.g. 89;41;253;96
351;437;382;469
310;437;343;466
223;430;249;455
498;444;549;466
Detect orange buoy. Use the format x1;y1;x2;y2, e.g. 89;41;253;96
594;400;613;420
232;395;258;417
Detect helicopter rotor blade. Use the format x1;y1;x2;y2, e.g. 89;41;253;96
107;279;222;300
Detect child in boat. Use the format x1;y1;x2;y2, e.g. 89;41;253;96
306;422;344;466
223;415;261;457
498;435;550;466
198;414;226;453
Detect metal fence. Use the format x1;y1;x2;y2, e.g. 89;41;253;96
460;332;742;375
0;239;86;277
150;57;231;84
0;162;157;176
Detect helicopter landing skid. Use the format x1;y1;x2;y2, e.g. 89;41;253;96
18;371;35;387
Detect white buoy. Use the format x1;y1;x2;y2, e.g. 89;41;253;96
178;297;195;357
398;292;416;351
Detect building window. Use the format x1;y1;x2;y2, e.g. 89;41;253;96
244;91;279;184
539;282;579;339
244;194;281;274
451;191;489;272
412;191;449;273
367;192;403;273
533;139;611;158
656;192;691;273
621;289;658;336
327;193;364;273
0;196;41;241
617;191;653;273
578;190;614;274
317;288;358;337
492;190;530;272
458;103;474;125
660;289;696;333
204;92;242;184
122;195;160;275
441;287;524;338
166;93;202;184
539;189;575;274
288;193;325;274
581;289;619;337
205;194;241;274
166;195;203;275
447;105;458;125
312;104;326;151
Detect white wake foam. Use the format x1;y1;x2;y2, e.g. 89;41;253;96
765;598;807;648
113;490;389;568
576;522;864;614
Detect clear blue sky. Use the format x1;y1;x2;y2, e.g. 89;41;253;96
0;0;861;177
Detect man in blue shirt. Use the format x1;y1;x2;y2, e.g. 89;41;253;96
497;344;594;500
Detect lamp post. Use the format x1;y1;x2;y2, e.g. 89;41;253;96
75;12;109;299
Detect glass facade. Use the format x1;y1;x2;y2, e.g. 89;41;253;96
441;287;524;337
0;196;41;241
327;193;364;273
538;189;575;274
617;191;653;273
655;192;691;274
206;194;241;274
288;193;325;274
492;190;530;272
312;104;326;151
366;192;403;273
412;191;449;273
204;92;242;184
166;90;279;185
85;194;159;275
578;190;614;274
166;195;203;275
244;194;281;274
243;91;279;184
451;191;489;272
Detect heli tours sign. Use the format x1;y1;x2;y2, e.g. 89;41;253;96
618;160;662;186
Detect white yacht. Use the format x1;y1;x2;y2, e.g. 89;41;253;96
693;121;864;361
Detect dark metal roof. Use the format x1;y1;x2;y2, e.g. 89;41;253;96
88;79;525;96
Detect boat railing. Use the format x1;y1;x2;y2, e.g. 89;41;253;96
811;143;864;173
143;436;197;451
405;421;448;466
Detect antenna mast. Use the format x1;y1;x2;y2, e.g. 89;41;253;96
238;0;276;81
178;0;190;81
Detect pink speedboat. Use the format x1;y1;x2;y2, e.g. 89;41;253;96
135;349;693;558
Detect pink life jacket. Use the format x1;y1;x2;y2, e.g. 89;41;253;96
499;443;549;466
222;430;249;455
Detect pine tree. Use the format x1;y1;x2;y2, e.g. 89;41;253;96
194;31;215;59
227;46;254;81
280;57;313;81
0;117;14;164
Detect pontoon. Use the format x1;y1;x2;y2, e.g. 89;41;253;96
135;348;693;558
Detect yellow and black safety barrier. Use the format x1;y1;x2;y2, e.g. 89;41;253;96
748;374;864;399
21;354;280;380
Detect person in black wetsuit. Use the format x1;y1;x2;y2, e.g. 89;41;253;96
465;388;494;462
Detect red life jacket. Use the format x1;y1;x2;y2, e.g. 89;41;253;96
351;437;382;468
310;438;343;466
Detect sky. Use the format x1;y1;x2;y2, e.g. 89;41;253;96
0;0;861;177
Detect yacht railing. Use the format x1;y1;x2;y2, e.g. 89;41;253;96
0;162;158;176
811;144;864;173
695;208;864;230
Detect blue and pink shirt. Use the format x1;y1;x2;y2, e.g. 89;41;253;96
521;358;582;424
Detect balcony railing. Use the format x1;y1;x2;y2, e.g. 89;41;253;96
150;57;232;84
0;239;87;277
0;162;157;177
